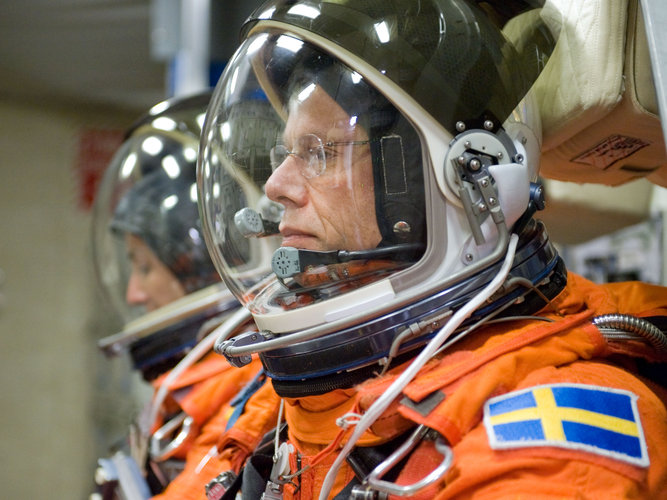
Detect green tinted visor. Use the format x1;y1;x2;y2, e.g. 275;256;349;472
243;0;555;133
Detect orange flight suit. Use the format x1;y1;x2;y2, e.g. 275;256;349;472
148;352;267;500
261;273;667;499
152;375;280;500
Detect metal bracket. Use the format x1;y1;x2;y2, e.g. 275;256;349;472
214;329;273;367
354;425;453;498
150;412;195;461
445;130;513;246
455;165;504;245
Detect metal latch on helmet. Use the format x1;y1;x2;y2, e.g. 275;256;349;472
350;425;453;499
459;171;504;245
214;329;274;367
445;129;518;245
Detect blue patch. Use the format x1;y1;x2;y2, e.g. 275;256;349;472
483;383;649;467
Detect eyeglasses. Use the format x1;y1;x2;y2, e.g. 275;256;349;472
269;133;370;178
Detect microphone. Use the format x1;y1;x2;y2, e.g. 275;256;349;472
234;207;280;238
271;243;424;279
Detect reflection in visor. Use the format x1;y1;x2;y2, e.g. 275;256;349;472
242;0;554;133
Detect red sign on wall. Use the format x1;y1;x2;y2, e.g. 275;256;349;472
75;128;124;211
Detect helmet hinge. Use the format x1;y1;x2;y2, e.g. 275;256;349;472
452;152;505;245
215;329;274;367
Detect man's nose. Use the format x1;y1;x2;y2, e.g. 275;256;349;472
264;156;308;207
125;272;148;305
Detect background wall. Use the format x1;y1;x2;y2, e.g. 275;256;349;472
0;98;141;498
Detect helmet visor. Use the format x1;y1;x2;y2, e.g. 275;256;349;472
243;0;554;134
93;128;218;322
198;33;427;316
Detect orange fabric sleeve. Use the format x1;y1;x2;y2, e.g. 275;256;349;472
150;359;268;500
422;361;667;500
215;380;282;473
151;405;235;500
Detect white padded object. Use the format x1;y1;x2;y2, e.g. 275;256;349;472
537;0;627;149
535;0;667;186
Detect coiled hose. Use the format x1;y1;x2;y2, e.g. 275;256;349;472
592;314;667;353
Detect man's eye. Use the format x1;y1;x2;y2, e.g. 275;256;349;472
322;145;336;159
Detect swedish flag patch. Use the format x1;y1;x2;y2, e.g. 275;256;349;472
483;383;649;467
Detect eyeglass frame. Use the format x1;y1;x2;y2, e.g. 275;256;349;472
269;133;371;179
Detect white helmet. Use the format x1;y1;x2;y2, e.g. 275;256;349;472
93;92;247;380
198;0;565;396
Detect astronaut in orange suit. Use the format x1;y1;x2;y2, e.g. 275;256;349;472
91;91;276;499
195;0;667;498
